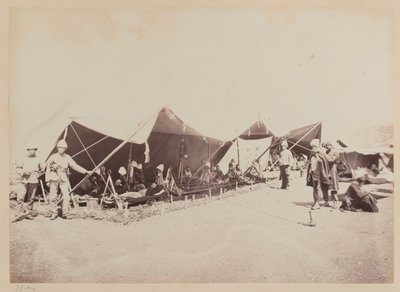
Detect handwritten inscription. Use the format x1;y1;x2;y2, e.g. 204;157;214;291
15;285;35;292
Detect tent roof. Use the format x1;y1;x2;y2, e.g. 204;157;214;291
280;122;322;155
72;107;220;143
239;121;275;140
151;108;206;136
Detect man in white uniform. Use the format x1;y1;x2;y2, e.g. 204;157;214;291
13;144;44;222
46;140;89;220
279;140;294;190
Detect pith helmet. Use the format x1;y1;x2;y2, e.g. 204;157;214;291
26;143;38;150
57;140;68;149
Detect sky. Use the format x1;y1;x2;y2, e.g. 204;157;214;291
9;7;394;160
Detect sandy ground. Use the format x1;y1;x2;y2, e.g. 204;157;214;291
9;176;394;283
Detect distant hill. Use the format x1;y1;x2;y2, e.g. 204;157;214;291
346;124;393;148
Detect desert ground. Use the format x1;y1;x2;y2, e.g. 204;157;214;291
9;175;394;283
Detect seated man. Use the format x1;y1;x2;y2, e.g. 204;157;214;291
129;161;145;188
236;164;253;185
155;164;166;188
214;165;225;180
367;164;380;177
245;160;267;183
75;171;104;197
340;177;379;212
198;161;212;185
141;164;168;197
235;164;243;177
115;179;126;195
227;160;241;183
182;166;192;186
117;166;128;187
336;159;348;178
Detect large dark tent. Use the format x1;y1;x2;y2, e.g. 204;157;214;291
47;107;232;188
48;120;146;187
144;107;233;182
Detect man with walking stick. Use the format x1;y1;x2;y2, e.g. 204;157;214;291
45;140;90;220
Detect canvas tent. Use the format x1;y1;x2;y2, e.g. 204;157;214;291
144;107;232;182
242;122;322;174
337;147;394;178
269;122;322;160
49;120;147;187
218;121;275;174
47;107;232;189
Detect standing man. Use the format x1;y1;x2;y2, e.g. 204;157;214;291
279;140;294;190
324;141;340;207
45;140;90;220
13;144;44;222
307;139;331;210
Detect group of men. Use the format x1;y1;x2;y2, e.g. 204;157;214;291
305;139;378;212
306;139;340;209
12;140;90;222
276;138;379;212
11;136;380;222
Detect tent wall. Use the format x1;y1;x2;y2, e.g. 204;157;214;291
49;121;145;187
218;137;272;174
145;130;231;182
338;151;381;175
270;123;322;159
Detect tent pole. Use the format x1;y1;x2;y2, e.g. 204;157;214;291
243;122;321;175
63;125;68;140
236;138;240;165
70;123;109;186
127;143;133;191
208;141;210;162
69;110;159;194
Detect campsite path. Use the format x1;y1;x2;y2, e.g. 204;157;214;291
10;177;394;283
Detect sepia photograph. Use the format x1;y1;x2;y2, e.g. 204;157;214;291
2;0;398;288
